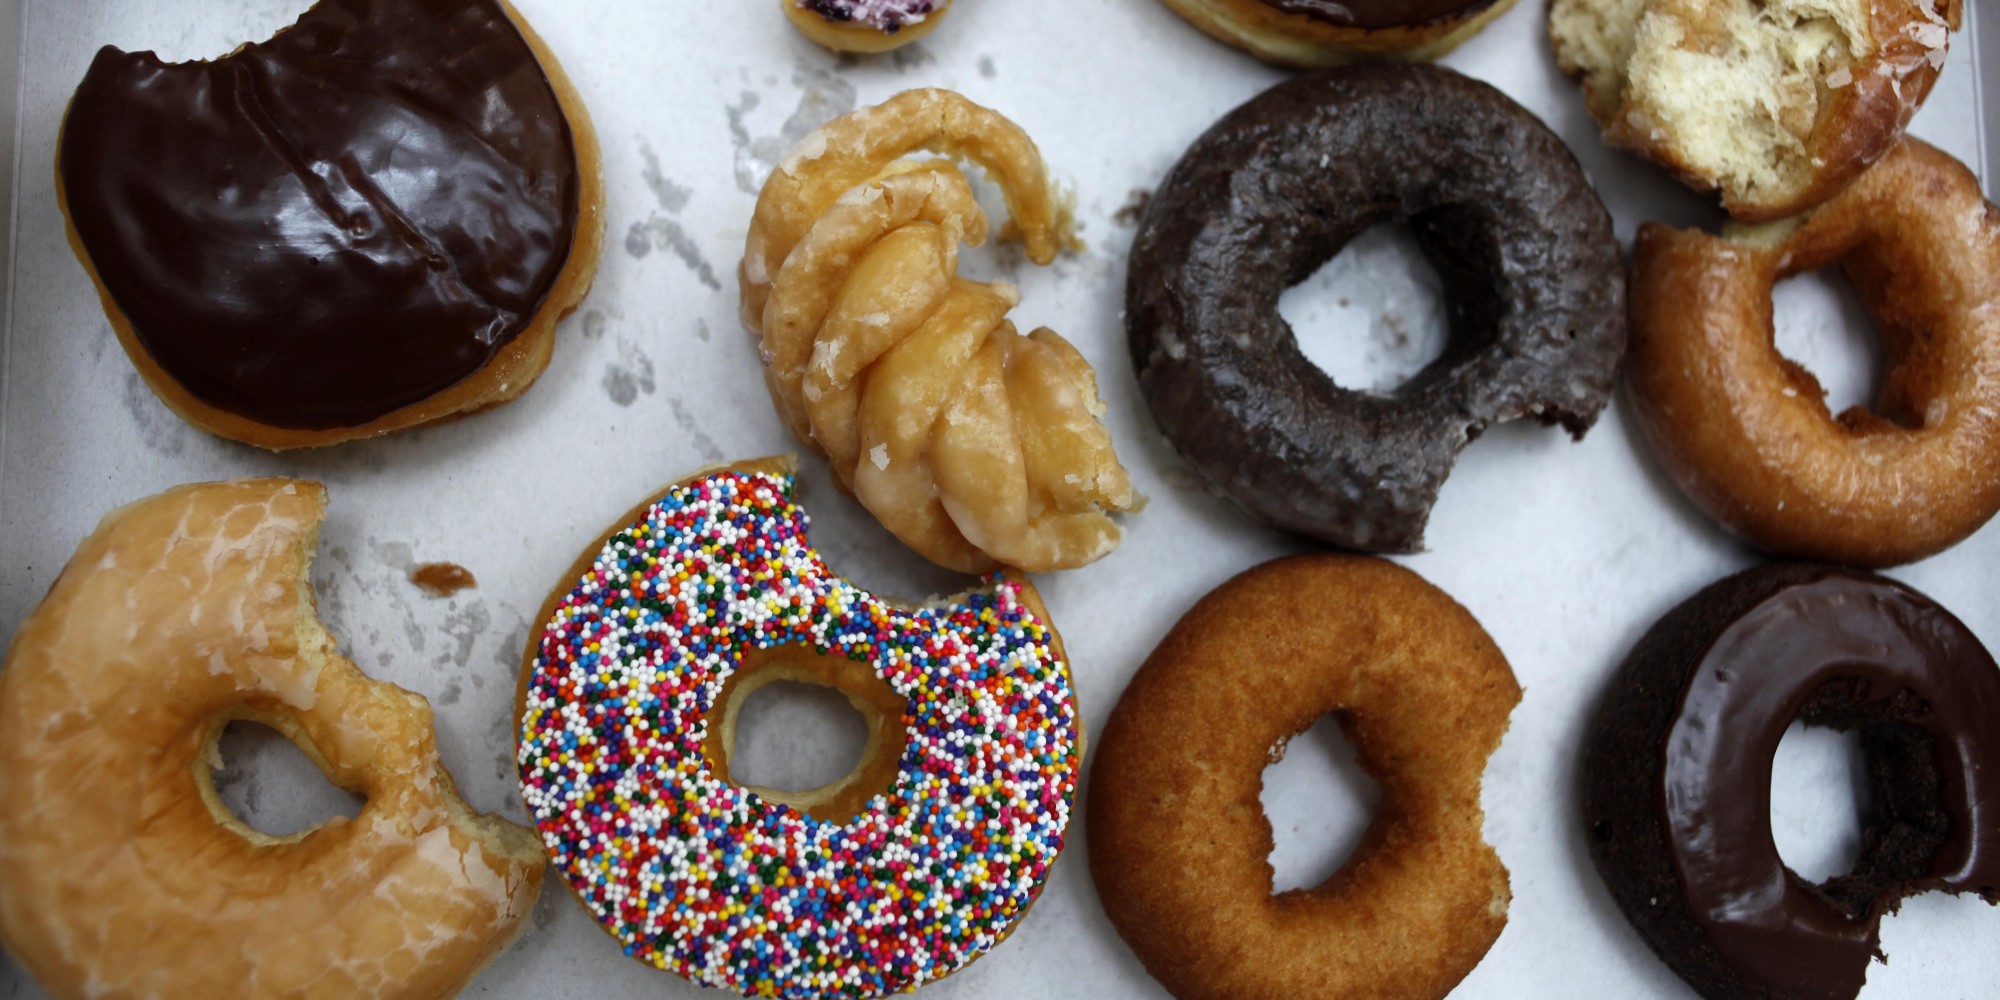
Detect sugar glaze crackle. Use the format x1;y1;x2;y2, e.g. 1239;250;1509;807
518;470;1080;998
741;89;1133;574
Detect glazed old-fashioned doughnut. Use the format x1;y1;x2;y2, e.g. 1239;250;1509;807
58;0;604;449
1551;0;1959;220
1583;563;2000;1000
1628;140;2000;568
1153;0;1518;67
1090;555;1520;1000
741;89;1133;573
783;0;953;52
0;480;544;1000
1128;65;1626;553
516;456;1081;998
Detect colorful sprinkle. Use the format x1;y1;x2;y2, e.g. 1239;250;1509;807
518;471;1079;998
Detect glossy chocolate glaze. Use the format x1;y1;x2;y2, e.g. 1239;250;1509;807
1258;0;1499;29
1126;65;1625;553
1584;564;2000;1000
60;0;579;430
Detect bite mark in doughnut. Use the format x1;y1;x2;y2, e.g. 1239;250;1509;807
1583;564;2000;1000
784;0;953;53
57;0;604;449
516;457;1080;999
1089;555;1519;1000
1550;0;1960;220
1627;139;2000;568
1128;65;1626;554
0;479;544;1000
742;90;1132;573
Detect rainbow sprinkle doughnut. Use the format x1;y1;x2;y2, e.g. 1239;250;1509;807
516;463;1080;998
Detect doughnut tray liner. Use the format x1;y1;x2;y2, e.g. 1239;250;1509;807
1;3;1997;998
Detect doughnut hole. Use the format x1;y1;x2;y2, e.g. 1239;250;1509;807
1782;680;1948;918
1260;713;1383;894
1769;721;1869;884
1771;270;1896;427
1281;222;1449;395
730;682;871;794
705;643;912;823
204;717;362;841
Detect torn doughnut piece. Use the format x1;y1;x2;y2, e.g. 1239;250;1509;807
1549;0;1960;220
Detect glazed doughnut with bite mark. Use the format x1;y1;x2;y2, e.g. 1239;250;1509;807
0;479;545;1000
57;0;604;449
516;456;1081;999
1628;139;2000;568
1089;555;1520;1000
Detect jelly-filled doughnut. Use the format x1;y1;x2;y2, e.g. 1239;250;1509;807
1090;555;1520;1000
1128;65;1626;554
58;0;604;449
1628;140;2000;567
1153;0;1519;67
516;457;1081;998
1583;563;2000;1000
0;480;545;1000
742;89;1132;574
783;0;954;53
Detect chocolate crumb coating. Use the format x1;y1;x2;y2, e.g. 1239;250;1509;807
59;0;581;431
1126;64;1625;553
801;0;942;33
1583;564;2000;1000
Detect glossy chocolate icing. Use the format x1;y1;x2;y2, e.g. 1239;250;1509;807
60;0;579;430
1258;0;1499;29
1584;564;2000;1000
1126;65;1625;553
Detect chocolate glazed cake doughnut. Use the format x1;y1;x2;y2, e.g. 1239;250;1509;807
1584;564;2000;1000
57;0;604;450
1128;65;1626;553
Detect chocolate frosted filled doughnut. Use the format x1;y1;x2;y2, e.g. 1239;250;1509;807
1128;65;1626;553
1584;563;2000;1000
58;0;603;449
1154;0;1519;66
783;0;954;53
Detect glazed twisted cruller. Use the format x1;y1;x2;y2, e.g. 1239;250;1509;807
741;88;1133;573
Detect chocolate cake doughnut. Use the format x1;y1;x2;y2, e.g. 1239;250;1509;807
1128;65;1626;553
58;0;603;449
1583;564;2000;1000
